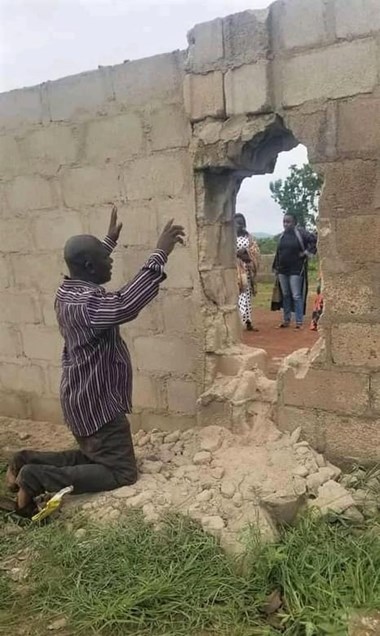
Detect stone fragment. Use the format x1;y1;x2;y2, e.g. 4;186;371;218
342;506;365;525
193;451;212;465
262;491;305;525
292;465;309;478
126;491;153;508
113;486;137;499
160;450;174;464
232;492;243;508
290;427;302;444
165;430;180;444
201;515;225;536
74;528;87;539
197;489;213;502
315;453;326;468
18;431;30;441
143;503;159;523
220;480;236;499
137;434;150;447
141;460;163;474
211;466;225;480
47;618;68;631
313;481;356;516
306;472;330;497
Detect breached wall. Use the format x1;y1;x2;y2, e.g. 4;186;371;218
1;0;380;463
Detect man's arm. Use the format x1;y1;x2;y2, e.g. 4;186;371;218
87;219;184;328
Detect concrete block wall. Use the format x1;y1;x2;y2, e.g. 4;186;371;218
0;52;202;429
184;0;380;464
1;0;380;462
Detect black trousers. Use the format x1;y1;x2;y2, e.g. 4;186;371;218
10;414;137;498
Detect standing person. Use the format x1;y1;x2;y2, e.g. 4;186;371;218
5;206;185;518
272;213;316;330
235;213;260;332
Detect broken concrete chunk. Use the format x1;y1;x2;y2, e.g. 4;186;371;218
313;480;355;516
141;460;163;474
164;430;181;444
220;480;236;499
292;465;309;478
193;451;212;465
261;491;305;525
290;426;302;444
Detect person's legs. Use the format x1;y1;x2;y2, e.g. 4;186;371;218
7;448;89;492
278;274;292;326
289;274;304;326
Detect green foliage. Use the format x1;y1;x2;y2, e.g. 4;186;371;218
269;164;323;230
2;510;380;635
256;236;277;254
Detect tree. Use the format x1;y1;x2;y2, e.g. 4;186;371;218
269;163;323;230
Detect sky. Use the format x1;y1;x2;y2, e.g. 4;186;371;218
0;0;307;234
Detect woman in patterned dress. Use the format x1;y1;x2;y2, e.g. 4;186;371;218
235;213;260;331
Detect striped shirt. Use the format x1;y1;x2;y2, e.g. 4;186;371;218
55;236;167;437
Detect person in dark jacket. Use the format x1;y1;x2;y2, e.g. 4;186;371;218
272;213;317;329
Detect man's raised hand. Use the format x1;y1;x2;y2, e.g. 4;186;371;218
107;204;123;243
157;219;185;256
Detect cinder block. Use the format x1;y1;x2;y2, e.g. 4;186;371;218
200;268;237;306
124;151;191;200
30;396;63;423
21;125;78;172
85;113;144;164
143;413;195;432
45;366;61;396
11;254;64;292
223;9;269;65
133;375;165;410
0;362;45;394
0;86;42;131
32;212;84;250
323;270;375;318
0;256;9;291
22;325;62;363
320;160;377;218
41;294;57;327
335;0;380;39
186;19;224;73
0;136;22;176
167;379;198;414
225;62;270;116
1;292;41;324
5;175;54;213
162;248;195;290
149;105;190;150
134;335;197;374
322;411;380;462
0;325;22;357
47;68;112;121
0;392;30;419
282;368;369;415
0;219;31;252
111;52;183;107
335;216;380;264
331;323;380;368
60;166;121;208
183;72;225;121
282;40;377;107
338;96;380;157
272;0;327;50
161;292;198;334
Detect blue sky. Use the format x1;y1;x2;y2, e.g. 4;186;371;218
0;0;307;234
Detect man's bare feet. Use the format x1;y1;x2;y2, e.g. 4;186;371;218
5;465;18;493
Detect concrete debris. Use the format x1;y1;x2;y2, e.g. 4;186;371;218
61;425;365;554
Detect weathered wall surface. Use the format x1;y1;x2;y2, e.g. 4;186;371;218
1;0;380;462
0;52;202;430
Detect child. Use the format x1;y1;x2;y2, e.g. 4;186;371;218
310;274;323;331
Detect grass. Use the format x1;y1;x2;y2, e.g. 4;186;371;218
1;510;380;636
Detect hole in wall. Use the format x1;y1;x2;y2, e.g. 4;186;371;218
235;144;322;378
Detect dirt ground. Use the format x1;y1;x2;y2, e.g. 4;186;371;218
243;307;319;378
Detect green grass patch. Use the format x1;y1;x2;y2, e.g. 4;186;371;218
1;511;380;635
